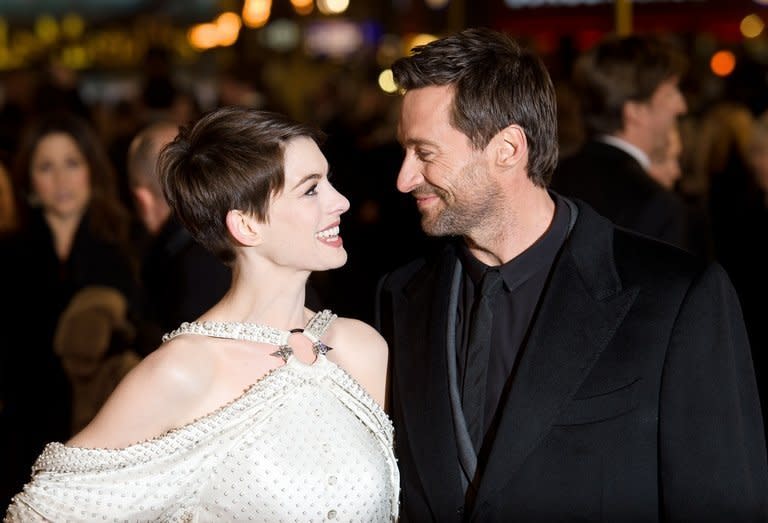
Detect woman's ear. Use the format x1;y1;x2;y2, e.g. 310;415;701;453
225;209;263;246
495;124;528;168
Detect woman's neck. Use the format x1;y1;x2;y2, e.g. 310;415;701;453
44;211;83;261
202;264;312;331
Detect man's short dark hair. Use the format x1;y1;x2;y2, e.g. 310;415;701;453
391;27;558;187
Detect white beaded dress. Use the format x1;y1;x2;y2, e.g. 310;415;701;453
5;310;399;522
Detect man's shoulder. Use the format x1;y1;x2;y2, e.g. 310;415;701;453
379;257;429;294
569;198;707;285
378;242;454;293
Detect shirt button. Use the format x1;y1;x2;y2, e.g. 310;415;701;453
328;476;337;485
327;509;337;519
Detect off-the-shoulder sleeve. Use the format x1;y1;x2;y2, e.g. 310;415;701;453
5;436;213;522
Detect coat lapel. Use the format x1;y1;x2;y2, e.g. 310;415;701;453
395;245;465;517
471;202;638;518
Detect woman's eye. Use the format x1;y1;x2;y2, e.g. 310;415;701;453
304;184;318;196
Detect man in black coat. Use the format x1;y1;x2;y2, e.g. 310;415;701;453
128;121;230;345
551;35;690;250
376;28;767;521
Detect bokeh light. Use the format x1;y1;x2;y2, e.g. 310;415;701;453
710;49;736;77
317;0;350;15
740;14;765;38
35;15;59;44
262;19;300;52
405;33;438;54
61;13;85;40
378;68;397;93
290;0;314;15
188;23;219;50
215;12;242;46
243;0;272;28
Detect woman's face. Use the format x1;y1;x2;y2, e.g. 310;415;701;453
256;136;350;273
30;132;91;220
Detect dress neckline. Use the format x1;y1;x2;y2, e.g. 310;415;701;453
162;309;337;362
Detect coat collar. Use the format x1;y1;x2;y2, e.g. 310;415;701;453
470;200;638;519
395;243;466;519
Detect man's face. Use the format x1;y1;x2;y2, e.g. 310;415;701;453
396;85;502;237
642;77;687;158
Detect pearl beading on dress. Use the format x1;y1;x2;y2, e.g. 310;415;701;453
6;308;400;522
161;310;339;362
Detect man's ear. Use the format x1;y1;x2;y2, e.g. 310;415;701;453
623;100;645;127
226;209;263;246
494;124;528;168
131;186;154;219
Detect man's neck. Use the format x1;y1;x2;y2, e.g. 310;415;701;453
465;187;555;266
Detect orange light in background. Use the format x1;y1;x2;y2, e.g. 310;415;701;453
188;23;219;50
290;0;314;15
740;14;765;38
404;33;438;54
243;0;271;28
215;12;242;46
710;50;736;77
425;0;450;8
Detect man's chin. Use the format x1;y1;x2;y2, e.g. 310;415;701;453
421;217;454;237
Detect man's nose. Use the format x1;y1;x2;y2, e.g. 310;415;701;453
396;155;422;194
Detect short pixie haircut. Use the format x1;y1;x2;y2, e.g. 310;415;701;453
391;27;558;187
158;106;323;265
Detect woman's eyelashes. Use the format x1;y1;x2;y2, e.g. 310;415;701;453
304;184;318;197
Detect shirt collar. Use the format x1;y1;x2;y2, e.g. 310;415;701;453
459;192;570;293
598;135;651;171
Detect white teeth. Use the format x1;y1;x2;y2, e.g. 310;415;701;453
315;225;339;239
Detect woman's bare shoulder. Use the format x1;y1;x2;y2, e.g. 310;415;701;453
324;316;389;409
67;336;217;449
325;316;387;352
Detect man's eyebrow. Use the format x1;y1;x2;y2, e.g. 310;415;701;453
291;173;321;190
401;138;438;148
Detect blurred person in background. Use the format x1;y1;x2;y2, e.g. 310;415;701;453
648;124;683;190
648;123;713;259
127;120;230;349
552;34;691;250
0;112;139;508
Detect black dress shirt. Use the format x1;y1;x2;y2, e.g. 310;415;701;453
456;193;570;452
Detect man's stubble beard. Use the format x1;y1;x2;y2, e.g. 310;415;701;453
419;162;503;238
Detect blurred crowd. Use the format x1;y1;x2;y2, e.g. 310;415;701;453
0;31;767;508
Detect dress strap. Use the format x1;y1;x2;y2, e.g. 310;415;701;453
303;309;337;343
161;310;337;362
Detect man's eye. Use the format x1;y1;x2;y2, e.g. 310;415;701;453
304;184;318;196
